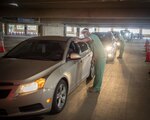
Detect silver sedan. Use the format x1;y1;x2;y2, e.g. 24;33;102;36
0;36;94;117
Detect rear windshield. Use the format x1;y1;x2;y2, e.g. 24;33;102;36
94;32;112;43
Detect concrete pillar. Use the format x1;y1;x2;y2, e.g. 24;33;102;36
64;25;66;36
139;28;143;39
38;25;43;36
95;27;99;32
5;23;8;35
125;28;128;30
24;25;27;35
111;27;113;32
0;22;3;40
76;27;80;37
139;28;142;34
0;22;2;34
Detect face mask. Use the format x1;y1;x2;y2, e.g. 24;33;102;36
84;33;90;37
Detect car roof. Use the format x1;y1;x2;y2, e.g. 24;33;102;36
93;32;113;36
93;32;106;35
93;32;113;39
27;36;72;42
112;31;119;34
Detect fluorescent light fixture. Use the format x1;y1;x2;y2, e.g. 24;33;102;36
9;3;19;7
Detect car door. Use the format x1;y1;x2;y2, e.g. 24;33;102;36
77;42;92;82
65;42;82;90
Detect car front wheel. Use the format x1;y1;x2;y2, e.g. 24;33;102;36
51;80;68;114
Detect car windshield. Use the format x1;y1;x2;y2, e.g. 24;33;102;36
95;32;112;44
4;40;67;61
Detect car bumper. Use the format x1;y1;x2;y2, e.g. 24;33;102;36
0;88;54;117
106;51;115;59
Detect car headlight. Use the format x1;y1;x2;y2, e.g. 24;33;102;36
106;46;112;51
17;78;46;95
125;33;129;37
117;42;120;46
108;53;112;57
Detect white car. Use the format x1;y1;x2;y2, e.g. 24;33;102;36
0;36;94;117
93;32;117;61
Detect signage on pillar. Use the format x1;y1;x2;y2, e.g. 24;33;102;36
18;18;34;23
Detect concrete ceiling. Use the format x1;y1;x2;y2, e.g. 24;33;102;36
1;0;150;9
1;0;150;27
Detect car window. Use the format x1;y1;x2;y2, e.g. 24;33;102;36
4;40;67;61
105;32;113;40
94;32;106;41
67;42;79;55
78;42;88;53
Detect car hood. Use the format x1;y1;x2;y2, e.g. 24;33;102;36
0;58;62;82
103;42;112;47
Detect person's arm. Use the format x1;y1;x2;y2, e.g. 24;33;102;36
74;37;92;43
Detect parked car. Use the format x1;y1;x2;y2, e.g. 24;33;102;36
93;32;117;61
132;33;143;40
0;36;94;117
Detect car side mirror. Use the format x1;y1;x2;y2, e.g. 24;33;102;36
70;53;81;60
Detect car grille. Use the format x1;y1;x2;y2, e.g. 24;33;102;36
0;109;8;116
0;89;11;99
19;103;44;112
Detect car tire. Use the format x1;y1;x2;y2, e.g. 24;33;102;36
51;80;68;114
86;61;95;84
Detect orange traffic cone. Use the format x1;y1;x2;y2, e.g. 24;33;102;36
0;40;5;53
145;45;150;62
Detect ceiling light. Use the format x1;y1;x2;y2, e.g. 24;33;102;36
9;3;19;7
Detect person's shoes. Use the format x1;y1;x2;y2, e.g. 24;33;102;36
88;87;100;93
117;56;122;59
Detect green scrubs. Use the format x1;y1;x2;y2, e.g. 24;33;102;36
89;34;106;91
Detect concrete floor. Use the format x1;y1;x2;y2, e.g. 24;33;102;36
1;40;150;120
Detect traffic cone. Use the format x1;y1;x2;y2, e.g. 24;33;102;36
145;52;150;62
0;40;5;53
145;45;150;62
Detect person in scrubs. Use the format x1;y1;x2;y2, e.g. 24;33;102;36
75;28;106;93
117;35;125;59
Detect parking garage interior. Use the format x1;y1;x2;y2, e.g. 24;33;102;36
0;0;150;120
